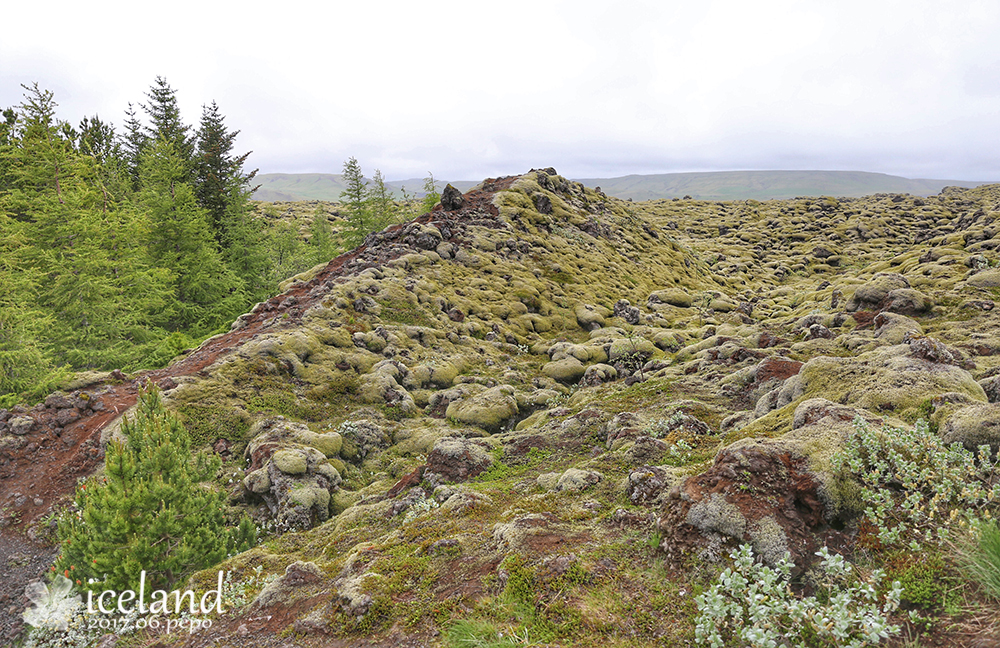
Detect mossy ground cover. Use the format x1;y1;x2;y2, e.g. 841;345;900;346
44;175;1000;648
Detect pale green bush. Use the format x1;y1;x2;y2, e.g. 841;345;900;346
694;544;902;648
831;418;1000;548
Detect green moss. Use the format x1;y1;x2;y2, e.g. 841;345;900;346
884;549;957;610
374;295;435;327
176;402;252;450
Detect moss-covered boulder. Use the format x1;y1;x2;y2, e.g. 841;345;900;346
574;303;607;331
967;268;1000;288
425;436;495;483
444;385;520;433
846;272;910;311
884;288;933;315
555;468;602;492
648;288;692;308
660;398;881;566
939;403;1000;454
753;345;986;422
242;430;343;532
608;337;657;364
253;561;325;609
542;357;587;384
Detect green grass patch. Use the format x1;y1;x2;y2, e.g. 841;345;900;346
963;521;1000;601
375;295;436;327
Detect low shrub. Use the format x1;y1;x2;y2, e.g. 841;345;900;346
694;544;902;648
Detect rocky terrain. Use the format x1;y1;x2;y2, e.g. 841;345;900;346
2;170;1000;647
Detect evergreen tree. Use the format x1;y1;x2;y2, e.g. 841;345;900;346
367;169;397;232
220;196;270;303
266;218;310;285
0;108;16;192
0;215;66;405
56;387;255;593
4;84;173;368
137;137;244;331
339;156;370;245
77;115;118;167
120;103;145;185
141;77;194;177
193;101;256;239
308;206;336;265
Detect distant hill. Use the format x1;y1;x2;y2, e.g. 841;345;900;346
253;170;993;202
573;170;992;201
252;173;479;202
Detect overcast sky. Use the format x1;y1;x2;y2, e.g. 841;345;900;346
2;1;997;181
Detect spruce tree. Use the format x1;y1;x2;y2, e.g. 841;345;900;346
120;103;145;186
137;137;244;331
339;156;369;245
193;101;256;241
308;206;336;265
56;387;255;593
4;84;172;368
141;77;194;177
367;169;397;232
192;101;269;301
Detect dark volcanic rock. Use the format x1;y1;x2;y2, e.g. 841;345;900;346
441;184;465;211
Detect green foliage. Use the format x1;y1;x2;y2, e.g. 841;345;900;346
308;207;337;265
55;388;255;594
367;168;397;232
176;401;252;450
831;418;1000;547
338;159;401;245
137;137;245;331
339;156;369;245
962;520;1000;601
140;76;194;175
422;172;441;213
374;295;433;326
883;550;954;610
0;221;67;404
2;84;174;370
694;544;902;648
263;218;310;283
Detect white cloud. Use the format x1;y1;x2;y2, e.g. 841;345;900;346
1;0;997;180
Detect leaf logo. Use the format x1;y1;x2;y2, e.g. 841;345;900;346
22;575;82;631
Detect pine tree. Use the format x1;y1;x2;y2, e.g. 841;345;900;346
56;387;255;593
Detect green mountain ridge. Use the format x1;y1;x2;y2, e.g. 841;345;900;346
576;169;993;201
253;173;479;202
254;169;993;202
